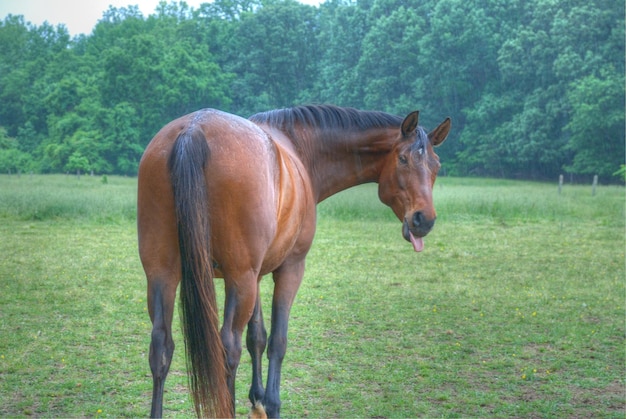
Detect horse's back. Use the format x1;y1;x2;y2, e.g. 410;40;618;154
140;109;273;173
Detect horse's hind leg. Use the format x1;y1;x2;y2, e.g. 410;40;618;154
220;272;259;414
247;287;267;409
147;278;178;418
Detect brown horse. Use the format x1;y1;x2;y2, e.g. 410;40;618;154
137;105;450;418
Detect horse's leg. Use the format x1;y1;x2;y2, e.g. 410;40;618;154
247;285;267;407
264;260;305;418
220;273;259;415
147;278;178;418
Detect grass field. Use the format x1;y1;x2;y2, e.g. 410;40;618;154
0;174;624;418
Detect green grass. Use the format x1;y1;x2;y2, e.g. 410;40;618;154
0;175;624;418
0;174;136;222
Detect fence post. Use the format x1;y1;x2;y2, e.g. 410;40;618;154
592;175;598;196
558;174;563;195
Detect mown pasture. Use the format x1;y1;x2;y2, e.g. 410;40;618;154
0;174;624;418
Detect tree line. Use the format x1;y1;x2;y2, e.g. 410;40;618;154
0;0;623;180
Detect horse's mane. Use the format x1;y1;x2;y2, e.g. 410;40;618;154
249;105;403;134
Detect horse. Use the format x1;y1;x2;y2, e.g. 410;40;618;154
137;105;450;418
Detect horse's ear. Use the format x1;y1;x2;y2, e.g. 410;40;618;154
401;111;419;138
428;117;451;147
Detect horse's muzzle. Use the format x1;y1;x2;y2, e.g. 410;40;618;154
403;211;436;241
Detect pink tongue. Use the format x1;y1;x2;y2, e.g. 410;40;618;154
409;232;424;252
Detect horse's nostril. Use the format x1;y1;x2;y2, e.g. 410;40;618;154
412;211;435;232
412;211;424;227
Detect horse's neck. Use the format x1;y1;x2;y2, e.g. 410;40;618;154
305;129;396;202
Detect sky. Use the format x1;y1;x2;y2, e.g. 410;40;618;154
0;0;320;36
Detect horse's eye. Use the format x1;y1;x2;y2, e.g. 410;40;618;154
398;154;408;165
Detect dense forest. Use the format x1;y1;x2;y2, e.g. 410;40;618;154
0;0;623;180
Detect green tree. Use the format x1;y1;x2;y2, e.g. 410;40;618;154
0;0;623;179
94;4;232;144
100;102;143;175
356;4;426;114
315;0;371;108
0;127;34;173
458;0;624;179
225;0;320;114
565;69;625;177
0;17;71;138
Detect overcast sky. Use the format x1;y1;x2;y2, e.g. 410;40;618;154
0;0;320;36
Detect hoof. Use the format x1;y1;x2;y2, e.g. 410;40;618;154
249;402;267;419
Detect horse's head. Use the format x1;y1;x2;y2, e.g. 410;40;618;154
378;111;450;252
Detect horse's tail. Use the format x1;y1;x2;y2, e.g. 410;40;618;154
167;127;231;418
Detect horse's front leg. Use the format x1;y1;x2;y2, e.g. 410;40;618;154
264;260;305;418
247;285;267;409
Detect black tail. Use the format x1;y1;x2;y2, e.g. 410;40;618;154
168;127;231;418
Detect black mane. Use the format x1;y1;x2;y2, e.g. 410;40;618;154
249;105;403;133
